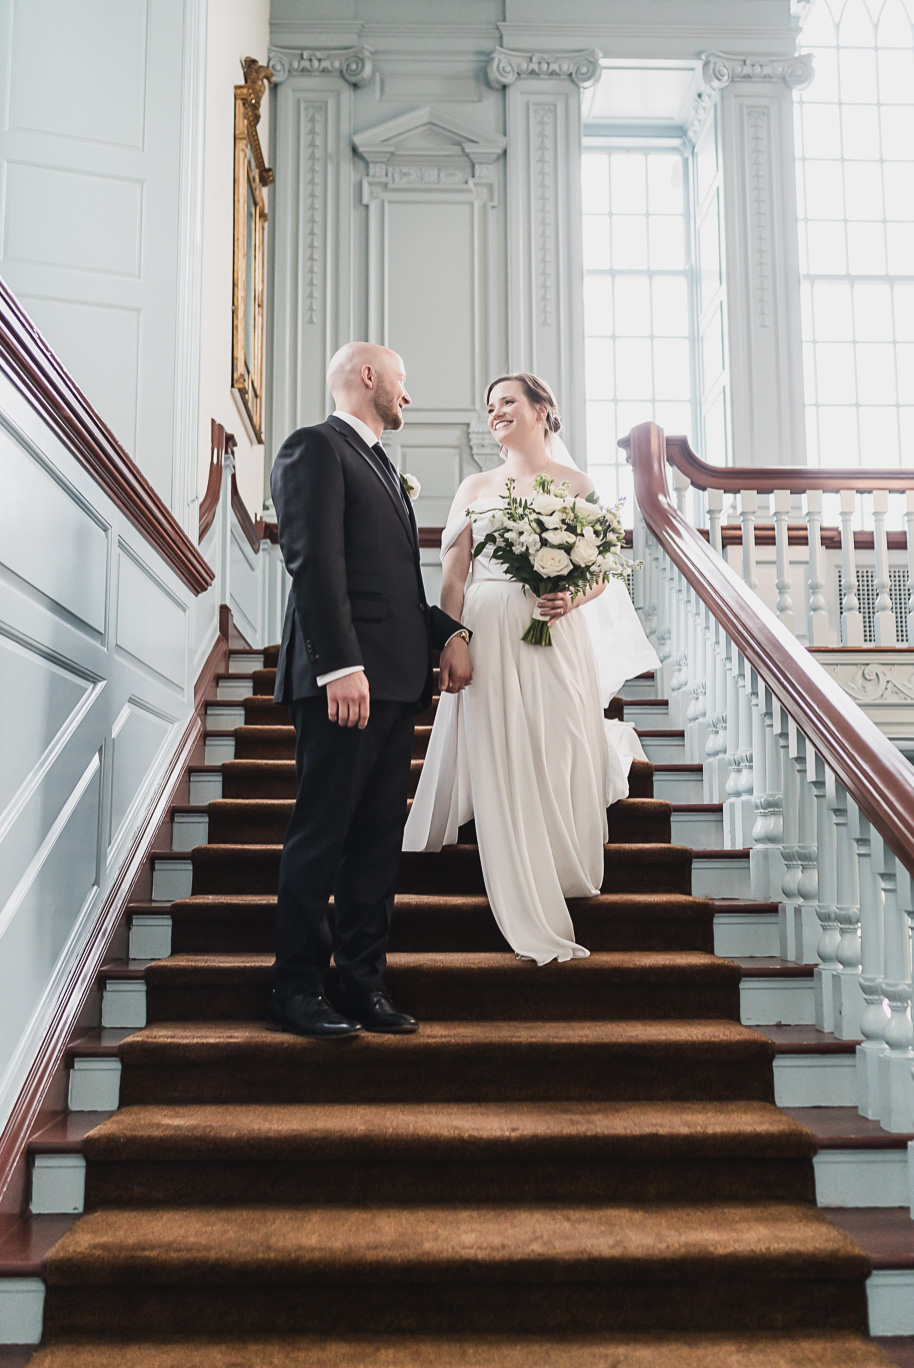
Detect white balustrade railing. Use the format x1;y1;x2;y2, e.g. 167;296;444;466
659;437;914;650
626;422;914;1139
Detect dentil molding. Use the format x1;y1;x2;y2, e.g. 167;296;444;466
486;47;602;90
268;45;373;87
701;50;815;92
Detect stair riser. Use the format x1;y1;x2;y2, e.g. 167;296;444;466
215;678;253;701
202;809;673;847
143;978;741;1024
42;1278;868;1339
210;761;654;803
169;909;715;956
670;813;725;849
188;850;695;898
118;1047;774;1107
652;773;704;802
639;738;686;764
85;1156;815;1209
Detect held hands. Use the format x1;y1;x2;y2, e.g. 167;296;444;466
326;671;370;729
536;591;573;623
439;636;473;694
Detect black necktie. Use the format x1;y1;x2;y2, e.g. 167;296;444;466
371;442;411;515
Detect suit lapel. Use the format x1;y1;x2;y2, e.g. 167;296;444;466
326;415;417;551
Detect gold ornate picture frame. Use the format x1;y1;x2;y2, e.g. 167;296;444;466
233;57;273;442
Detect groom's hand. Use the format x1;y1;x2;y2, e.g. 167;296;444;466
439;637;472;693
326;672;370;728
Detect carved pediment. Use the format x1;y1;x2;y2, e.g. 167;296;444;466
354;107;507;172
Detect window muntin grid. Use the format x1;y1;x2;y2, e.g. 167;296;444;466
582;148;695;516
796;0;914;467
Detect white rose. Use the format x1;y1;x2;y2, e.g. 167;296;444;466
573;498;600;521
533;546;573;578
543;529;576;547
537;513;562;529
570;539;599;567
401;472;421;500
532;494;563;515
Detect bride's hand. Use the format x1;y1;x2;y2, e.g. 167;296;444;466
536;591;573;623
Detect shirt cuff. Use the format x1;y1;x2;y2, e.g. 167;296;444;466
315;665;365;688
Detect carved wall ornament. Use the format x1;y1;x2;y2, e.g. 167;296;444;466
531;102;556;328
701;50;815;92
268;45;373;87
745;105;772;329
468;419;500;472
354;107;506;201
684;86;716;147
486;47;602;90
843;663;914;705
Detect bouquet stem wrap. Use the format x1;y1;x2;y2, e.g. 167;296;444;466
470;473;637;647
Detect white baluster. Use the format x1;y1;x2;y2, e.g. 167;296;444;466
750;672;768;895
740;489;759;595
632;505;647;619
872;488;897;647
839;489;865;646
709;621;730;803
764;690;785;899
736;654;755;850
685;590;708;763
673;466;690;517
793;731;820;964
852;808;888;1118
723;638;743;849
905;490;914;646
875;840;914;1132
773;490;795;635
811;753;840;1034
805;488;830;647
707;487;724;555
832;782;863;1040
777;708;801;960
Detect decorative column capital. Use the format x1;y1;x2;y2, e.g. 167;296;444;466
701;50;815;92
268;45;374;87
486;46;602;90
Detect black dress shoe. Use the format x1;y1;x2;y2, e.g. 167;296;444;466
342;989;418;1035
269;991;362;1039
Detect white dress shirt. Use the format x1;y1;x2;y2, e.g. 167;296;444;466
315;410;464;689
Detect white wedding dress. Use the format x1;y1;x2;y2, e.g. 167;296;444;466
402;499;660;964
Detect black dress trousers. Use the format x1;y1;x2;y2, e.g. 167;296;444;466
272;694;415;999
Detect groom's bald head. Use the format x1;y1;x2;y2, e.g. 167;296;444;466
326;342;410;434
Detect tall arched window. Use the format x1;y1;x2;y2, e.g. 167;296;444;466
796;0;914;466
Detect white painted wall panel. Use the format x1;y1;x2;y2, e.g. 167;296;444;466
3;164;143;278
229;529;263;649
0;635;94;829
108;701;171;851
386;201;476;411
115;546;188;689
8;0;149;149
0;418;109;634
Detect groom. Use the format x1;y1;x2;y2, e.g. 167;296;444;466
269;342;472;1038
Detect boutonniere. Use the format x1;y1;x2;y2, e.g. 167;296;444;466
400;472;421;501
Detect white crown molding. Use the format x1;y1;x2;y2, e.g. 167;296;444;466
701;50;815;91
268;45;373;87
486;46;602;89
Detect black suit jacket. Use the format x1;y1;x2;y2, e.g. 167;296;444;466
271;415;465;712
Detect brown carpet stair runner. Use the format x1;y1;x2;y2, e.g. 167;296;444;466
27;645;893;1365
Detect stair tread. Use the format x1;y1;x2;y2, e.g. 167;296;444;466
147;950;739;983
20;1333;900;1368
85;1099;812;1158
44;1201;867;1284
121;1018;772;1053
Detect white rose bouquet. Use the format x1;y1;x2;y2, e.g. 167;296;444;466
470;472;635;646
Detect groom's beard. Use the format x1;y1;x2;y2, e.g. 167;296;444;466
373;386;405;432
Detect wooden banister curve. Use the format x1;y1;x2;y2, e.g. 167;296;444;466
0;277;214;595
665;434;914;494
199;418;276;553
625;421;914;873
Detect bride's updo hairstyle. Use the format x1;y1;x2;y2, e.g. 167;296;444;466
486;372;561;459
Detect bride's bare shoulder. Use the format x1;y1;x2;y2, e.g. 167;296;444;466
552;462;596;498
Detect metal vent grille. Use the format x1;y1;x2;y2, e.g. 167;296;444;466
836;567;910;645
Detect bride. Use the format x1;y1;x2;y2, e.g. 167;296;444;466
403;373;659;964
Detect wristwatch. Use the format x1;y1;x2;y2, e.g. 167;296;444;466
452;629;471;645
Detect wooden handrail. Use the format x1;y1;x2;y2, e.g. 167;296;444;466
665;434;914;494
625;422;914;873
199;417;276;553
0;277;213;595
